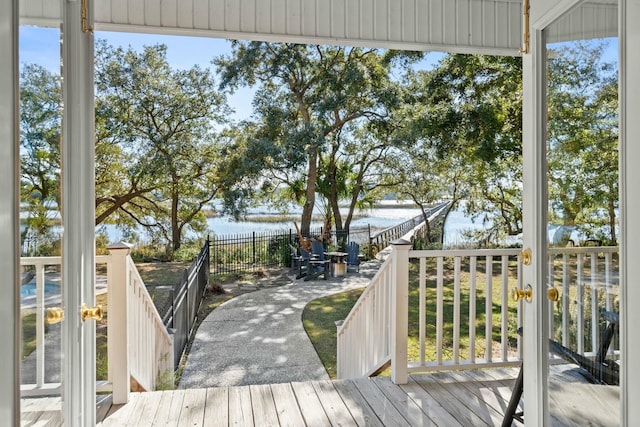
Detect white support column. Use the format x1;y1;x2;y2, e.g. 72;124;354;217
522;15;549;427
107;243;132;404
390;239;411;384
0;0;20;425
61;0;96;424
620;0;640;424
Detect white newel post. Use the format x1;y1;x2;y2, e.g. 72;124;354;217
391;239;411;384
108;242;132;404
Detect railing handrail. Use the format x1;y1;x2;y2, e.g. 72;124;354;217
20;249;173;401
337;244;620;382
125;255;173;393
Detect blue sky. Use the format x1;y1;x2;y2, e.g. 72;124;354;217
19;25;446;122
20;26;257;119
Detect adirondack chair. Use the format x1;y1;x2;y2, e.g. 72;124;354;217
305;242;330;280
288;244;303;272
346;242;361;272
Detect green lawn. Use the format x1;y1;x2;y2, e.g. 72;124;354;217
303;258;520;378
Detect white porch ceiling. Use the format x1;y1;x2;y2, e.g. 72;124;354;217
19;0;524;55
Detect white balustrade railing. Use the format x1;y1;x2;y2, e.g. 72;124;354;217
20;245;173;402
337;257;393;379
337;243;619;382
124;255;174;394
408;248;523;373
547;246;619;358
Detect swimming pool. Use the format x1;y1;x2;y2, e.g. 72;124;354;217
20;282;60;298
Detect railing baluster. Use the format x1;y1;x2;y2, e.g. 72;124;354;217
469;256;477;363
419;257;426;367
485;255;493;363
36;263;45;389
561;253;569;347
436;256;444;365
590;252;599;355
501;255;509;362
577;253;584;355
453;256;461;365
548;253;555;341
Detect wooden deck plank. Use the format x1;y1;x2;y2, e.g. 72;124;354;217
203;387;229;427
463;370;521;416
153;388;186;426
126;390;164;426
177;388;208;426
29;366;621;427
311;380;357;426
332;379;384;427
149;389;178;426
96;395;114;424
549;381;619;427
249;384;279;426
269;383;306;427
228;385;254;426
449;370;515;419
399;378;463;427
411;374;492;426
429;371;504;426
290;381;332;426
351;377;410;427
21;397;62;427
370;377;439;426
99;392;142;426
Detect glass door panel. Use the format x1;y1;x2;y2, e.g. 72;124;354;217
19;25;65;424
544;1;620;424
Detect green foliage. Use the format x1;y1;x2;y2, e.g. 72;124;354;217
547;40;619;244
172;241;205;262
95;41;230;254
19;64;62;243
215;42;423;234
267;235;291;266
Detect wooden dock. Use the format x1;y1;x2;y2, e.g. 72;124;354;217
21;366;619;426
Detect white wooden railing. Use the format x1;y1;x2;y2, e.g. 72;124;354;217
547;246;619;358
337;256;393;379
20;244;174;403
337;243;619;382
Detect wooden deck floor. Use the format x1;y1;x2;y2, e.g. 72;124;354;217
21;366;619;426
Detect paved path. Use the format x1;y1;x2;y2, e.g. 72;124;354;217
179;259;383;388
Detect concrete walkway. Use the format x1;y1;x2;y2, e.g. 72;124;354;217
178;259;383;388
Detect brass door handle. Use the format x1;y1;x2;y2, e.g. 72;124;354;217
547;287;560;302
512;284;533;303
520;248;532;265
81;304;103;322
46;307;65;324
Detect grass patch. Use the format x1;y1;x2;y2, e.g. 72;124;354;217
302;288;365;378
21;311;38;360
303;258;521;378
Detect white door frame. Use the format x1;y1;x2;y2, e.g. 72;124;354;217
619;0;640;423
0;0;21;425
524;0;639;424
61;0;97;424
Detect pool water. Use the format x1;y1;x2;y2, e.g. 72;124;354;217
20;282;60;297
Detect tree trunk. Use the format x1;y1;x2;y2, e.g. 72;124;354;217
301;145;318;236
171;185;181;253
418;203;432;244
608;192;617;245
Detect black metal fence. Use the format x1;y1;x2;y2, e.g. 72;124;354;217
161;237;210;370
209;226;372;274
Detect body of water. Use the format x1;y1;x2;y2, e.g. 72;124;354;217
101;202;492;246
